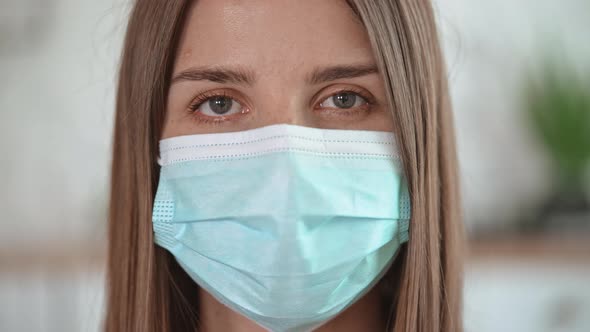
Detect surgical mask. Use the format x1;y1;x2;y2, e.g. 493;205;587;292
152;123;410;332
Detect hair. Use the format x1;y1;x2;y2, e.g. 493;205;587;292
104;0;464;331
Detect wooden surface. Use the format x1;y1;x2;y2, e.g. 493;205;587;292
467;234;590;264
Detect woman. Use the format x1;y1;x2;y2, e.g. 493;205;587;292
105;0;464;331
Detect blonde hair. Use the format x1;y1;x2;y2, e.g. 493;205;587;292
104;1;464;331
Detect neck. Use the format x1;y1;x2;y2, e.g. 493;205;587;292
197;284;387;332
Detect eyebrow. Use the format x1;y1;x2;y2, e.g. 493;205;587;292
170;63;379;86
171;66;256;85
307;63;379;85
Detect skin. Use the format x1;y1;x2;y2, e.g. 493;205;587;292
163;0;394;331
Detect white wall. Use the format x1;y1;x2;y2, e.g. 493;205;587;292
0;0;127;251
435;0;590;233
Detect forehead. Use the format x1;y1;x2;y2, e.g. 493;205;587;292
173;0;375;76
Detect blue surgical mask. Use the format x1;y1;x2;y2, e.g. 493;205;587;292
152;124;410;332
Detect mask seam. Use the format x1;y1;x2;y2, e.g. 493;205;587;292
162;148;401;166
161;134;395;152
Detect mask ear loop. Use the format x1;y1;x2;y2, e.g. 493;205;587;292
379;244;407;331
379;179;410;330
156;146;164;166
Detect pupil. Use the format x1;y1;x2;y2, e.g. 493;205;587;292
333;93;356;108
209;96;232;114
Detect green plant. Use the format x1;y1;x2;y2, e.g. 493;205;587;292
525;63;590;199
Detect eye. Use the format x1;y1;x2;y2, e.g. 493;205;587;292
318;91;369;110
189;93;245;117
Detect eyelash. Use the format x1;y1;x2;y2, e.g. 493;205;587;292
187;90;239;125
186;88;377;125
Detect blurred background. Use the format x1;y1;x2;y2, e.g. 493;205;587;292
0;0;589;331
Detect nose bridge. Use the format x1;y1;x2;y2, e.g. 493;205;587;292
256;90;310;127
254;67;315;128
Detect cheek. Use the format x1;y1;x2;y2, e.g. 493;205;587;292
160;112;181;139
364;108;395;132
161;99;196;139
161;94;184;139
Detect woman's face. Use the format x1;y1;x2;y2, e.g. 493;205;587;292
162;0;394;138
